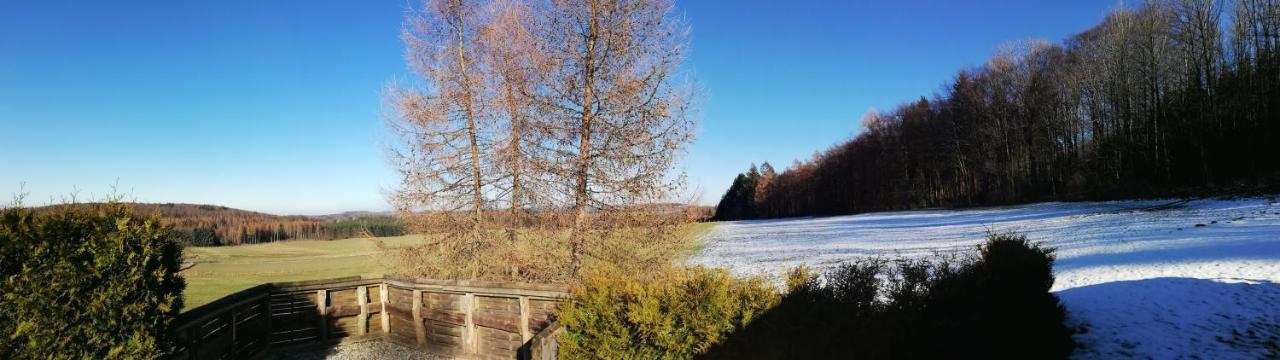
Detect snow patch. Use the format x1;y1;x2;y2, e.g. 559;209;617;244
691;198;1280;359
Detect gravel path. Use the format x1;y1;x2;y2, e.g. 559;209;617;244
266;340;442;360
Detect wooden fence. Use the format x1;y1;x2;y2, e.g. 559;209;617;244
171;275;568;359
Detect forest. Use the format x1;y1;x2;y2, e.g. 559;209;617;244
36;203;403;246
716;0;1280;220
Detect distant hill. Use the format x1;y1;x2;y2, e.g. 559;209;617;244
35;203;404;246
309;210;396;221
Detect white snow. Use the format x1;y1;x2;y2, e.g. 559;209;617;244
690;198;1280;359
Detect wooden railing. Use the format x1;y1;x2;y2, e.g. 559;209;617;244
171;275;568;359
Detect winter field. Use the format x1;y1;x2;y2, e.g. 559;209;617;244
691;197;1280;359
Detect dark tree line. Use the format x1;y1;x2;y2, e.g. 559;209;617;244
37;203;405;246
712;163;775;221
717;0;1280;221
174;214;404;246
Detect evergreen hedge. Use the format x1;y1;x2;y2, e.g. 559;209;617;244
0;203;185;358
555;267;779;359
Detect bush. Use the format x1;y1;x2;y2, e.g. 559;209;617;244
555;266;779;359
0;203;185;358
703;232;1074;359
914;233;1073;359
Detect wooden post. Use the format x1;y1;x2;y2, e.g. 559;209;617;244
229;311;238;351
186;326;199;360
357;285;369;336
519;296;532;341
464;293;477;353
317;290;329;342
380;283;390;334
412;289;425;346
263;295;273;353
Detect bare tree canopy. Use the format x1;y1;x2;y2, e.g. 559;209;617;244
387;0;496;279
533;0;696;275
385;0;697;281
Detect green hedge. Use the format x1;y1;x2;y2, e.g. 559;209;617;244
0;203;185;358
555;267;779;359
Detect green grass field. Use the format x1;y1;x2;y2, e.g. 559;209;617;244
180;235;424;310
180;223;715;311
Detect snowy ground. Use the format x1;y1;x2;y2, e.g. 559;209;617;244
691;197;1280;359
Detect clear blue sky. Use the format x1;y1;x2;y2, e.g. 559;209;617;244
1;0;1117;215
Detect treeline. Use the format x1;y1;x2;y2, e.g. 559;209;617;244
317;217;405;240
36;203;404;246
717;0;1280;220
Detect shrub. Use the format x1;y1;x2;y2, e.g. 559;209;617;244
703;232;1074;359
555;266;779;359
0;203;185;358
924;232;1073;358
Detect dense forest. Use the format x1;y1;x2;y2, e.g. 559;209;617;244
36;203;404;246
717;0;1280;220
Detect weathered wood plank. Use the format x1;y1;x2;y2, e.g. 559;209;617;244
171;275;567;360
356;285;369;336
478;326;522;343
379;283;390;334
327;304;361;318
385;304;413;320
426;321;464;336
425;309;467;326
475;296;516;311
464;293;477;353
412;289;425;346
332;316;360;338
519;296;532;341
529;322;564;360
428;331;464;346
474;311;521;333
316;290;328;342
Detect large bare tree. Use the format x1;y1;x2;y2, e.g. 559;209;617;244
387;0;494;279
534;0;696;276
386;0;697;281
479;0;547;276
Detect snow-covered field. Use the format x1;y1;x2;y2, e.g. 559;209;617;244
691;198;1280;359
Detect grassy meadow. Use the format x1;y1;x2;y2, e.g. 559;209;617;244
180;235;423;309
180;223;715;310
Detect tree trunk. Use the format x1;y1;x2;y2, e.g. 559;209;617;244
504;72;523;279
450;0;484;280
568;2;599;278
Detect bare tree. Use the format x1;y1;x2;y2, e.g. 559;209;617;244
1169;0;1225;93
387;0;494;279
386;0;698;281
535;0;696;276
479;0;546;276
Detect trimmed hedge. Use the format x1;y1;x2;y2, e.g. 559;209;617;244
555;267;779;359
0;203;185;358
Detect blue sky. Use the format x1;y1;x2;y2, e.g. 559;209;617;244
1;0;1116;215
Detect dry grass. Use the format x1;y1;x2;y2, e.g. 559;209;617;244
181;221;713;310
379;211;713;283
